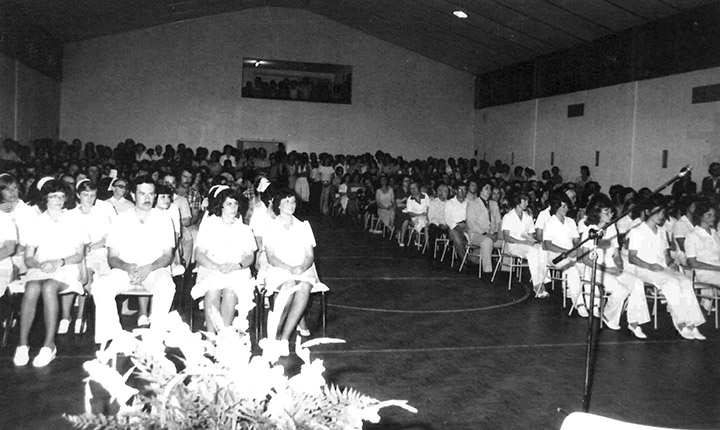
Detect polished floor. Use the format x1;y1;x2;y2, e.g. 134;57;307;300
2;214;720;430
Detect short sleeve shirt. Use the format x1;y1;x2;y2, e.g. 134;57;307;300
264;217;316;267
72;200;116;244
628;222;668;267
27;210;87;261
543;215;579;253
106;208;175;266
672;215;694;240
0;212;17;271
195;215;257;264
534;207;551;231
501;210;534;241
684;226;720;266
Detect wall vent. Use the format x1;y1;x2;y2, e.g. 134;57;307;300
692;84;720;104
567;103;585;117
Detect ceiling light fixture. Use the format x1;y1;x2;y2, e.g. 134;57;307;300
453;10;468;19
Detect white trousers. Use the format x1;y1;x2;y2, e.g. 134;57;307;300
506;243;548;288
92;268;176;343
595;270;651;326
634;267;704;328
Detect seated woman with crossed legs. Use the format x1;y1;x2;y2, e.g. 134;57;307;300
13;179;86;367
261;188;324;357
628;194;705;340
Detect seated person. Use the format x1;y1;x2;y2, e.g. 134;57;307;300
105;177;134;214
542;193;582;308
62;179;116;334
192;186;256;333
445;182;469;258
628;195;705;340
684;200;720;312
578;194;650;337
501;190;548;298
466;178;502;276
427;184;450;254
671;195;696;265
375;175;395;232
13;179;85;367
0;173;39;276
92;177;176;345
262;188;324;357
400;180;430;246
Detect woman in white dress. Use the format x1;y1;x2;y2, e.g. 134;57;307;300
60;179;116;334
12;179;86;367
501;190;549;298
375;175;395;230
0;173;39;275
262;188;324;357
192;187;257;333
628;194;705;340
294;155;311;213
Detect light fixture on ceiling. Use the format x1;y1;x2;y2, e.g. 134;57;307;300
453;10;468;19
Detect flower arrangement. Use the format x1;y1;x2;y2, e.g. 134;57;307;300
63;310;416;430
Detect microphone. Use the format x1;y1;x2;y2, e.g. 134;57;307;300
551;229;602;265
679;165;692;178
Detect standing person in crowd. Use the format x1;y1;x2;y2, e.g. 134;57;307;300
262;189;323;357
294;154;311;214
192;187;256;333
92;177;176;345
578;194;650;337
628;195;705;340
318;156;335;215
501;190;548;298
12;179;86;367
466;178;501;278
106;177;134;214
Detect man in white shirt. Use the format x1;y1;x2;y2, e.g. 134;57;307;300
427;184;450;255
164;174;193;268
445;182;469;259
92;177;177;344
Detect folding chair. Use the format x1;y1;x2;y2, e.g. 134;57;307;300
491;243;529;290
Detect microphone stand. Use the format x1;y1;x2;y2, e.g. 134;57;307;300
552;165;691;413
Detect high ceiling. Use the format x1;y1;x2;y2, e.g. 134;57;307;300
2;0;716;75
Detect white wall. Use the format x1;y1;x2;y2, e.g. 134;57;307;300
0;53;60;143
475;67;720;189
60;7;475;159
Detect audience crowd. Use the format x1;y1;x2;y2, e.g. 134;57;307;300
1;135;719;367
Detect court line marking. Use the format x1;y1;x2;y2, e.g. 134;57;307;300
322;277;478;281
310;338;719;355
317;256;409;259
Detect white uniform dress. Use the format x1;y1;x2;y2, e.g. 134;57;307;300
191;215;257;300
72;200;116;276
684;225;720;288
10;210;86;294
263;216;323;293
0;211;17;289
9;200;38;274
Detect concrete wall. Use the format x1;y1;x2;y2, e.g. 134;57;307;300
60;7;475;159
475;67;720;189
0;53;60;143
